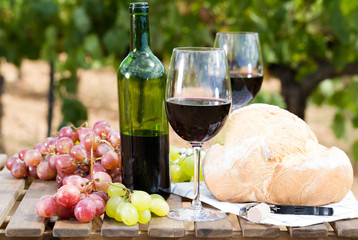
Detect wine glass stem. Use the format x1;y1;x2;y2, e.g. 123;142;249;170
191;144;203;210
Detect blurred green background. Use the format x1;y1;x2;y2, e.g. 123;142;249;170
0;0;358;160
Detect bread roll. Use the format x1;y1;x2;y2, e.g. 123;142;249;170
203;104;353;206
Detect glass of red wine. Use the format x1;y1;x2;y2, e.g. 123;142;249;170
214;32;263;110
165;47;231;221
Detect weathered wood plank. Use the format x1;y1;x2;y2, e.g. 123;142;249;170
239;217;280;238
0;154;7;169
5;180;58;237
148;194;185;238
101;215;139;237
195;214;232;238
331;218;358;238
53;218;92;237
288;223;328;238
0;168;25;227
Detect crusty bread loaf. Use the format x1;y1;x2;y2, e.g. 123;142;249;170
203;104;353;206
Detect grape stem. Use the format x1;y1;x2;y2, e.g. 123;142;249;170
109;182;132;199
73;122;88;131
99;139;115;151
90;147;94;182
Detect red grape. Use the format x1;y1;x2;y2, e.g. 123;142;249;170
93;120;108;129
88;193;106;216
56;137;74;154
47;138;58;153
35;195;57;218
93;172;112;192
70;145;87;162
56;204;75;219
93;162;107;174
77;127;93;142
91;190;109;203
56;174;64;186
55;154;77;174
6;156;21;170
24;149;42;167
108;168;121;183
101;150;119;170
107;130;120;149
95;143;111;157
63;175;86;192
57;185;81;208
48;155;57;171
11;161;27;178
34;143;48;155
43;137;54;146
18;149;28;161
37;161;56;180
74;198;96;223
27;165;39;178
83;132;100;151
58;126;74;140
93;121;112;139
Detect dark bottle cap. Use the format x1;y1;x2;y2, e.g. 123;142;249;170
129;2;149;14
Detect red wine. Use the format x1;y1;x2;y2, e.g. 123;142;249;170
230;72;263;109
166;98;231;143
120;130;170;199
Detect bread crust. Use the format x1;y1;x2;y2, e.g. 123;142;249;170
203;104;353;206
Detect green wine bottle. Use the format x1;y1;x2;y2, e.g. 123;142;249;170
117;2;170;198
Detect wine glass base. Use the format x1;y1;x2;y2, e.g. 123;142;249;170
167;207;226;221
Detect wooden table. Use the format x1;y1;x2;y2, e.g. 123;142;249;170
0;153;357;239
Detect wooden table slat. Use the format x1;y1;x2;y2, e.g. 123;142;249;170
288;223;328;238
101;215;139;237
148;194;185;238
0;168;25;227
239;216;280;238
5;180;58;237
331;218;358;238
53;218;92;237
195;214;232;238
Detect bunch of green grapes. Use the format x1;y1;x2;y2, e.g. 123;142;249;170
106;183;170;225
169;145;204;182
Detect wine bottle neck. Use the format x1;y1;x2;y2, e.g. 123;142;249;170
130;13;150;52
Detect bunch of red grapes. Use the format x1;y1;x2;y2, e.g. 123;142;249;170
5;120;121;222
6;120;121;183
36;176;110;222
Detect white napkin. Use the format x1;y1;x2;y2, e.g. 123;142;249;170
171;182;358;227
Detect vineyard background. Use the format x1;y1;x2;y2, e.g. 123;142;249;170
0;0;358;193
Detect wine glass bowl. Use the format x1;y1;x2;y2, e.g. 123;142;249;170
165;47;231;221
214;32;263;110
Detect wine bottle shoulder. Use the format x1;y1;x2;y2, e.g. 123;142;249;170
118;50;166;79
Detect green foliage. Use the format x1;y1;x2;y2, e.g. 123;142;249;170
253;91;286;109
60;97;88;129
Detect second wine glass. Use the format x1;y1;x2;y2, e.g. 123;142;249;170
214;32;263;110
165;47;231;221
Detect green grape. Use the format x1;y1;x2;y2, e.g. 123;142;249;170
150;198;169;217
113;201;126;222
150;194;165;201
130;190;151;212
107;182;127;197
181;155;194;177
106;195;124;218
138;209;151;224
120;203;139;226
179;172;191;182
170;145;181;162
170;164;183;182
